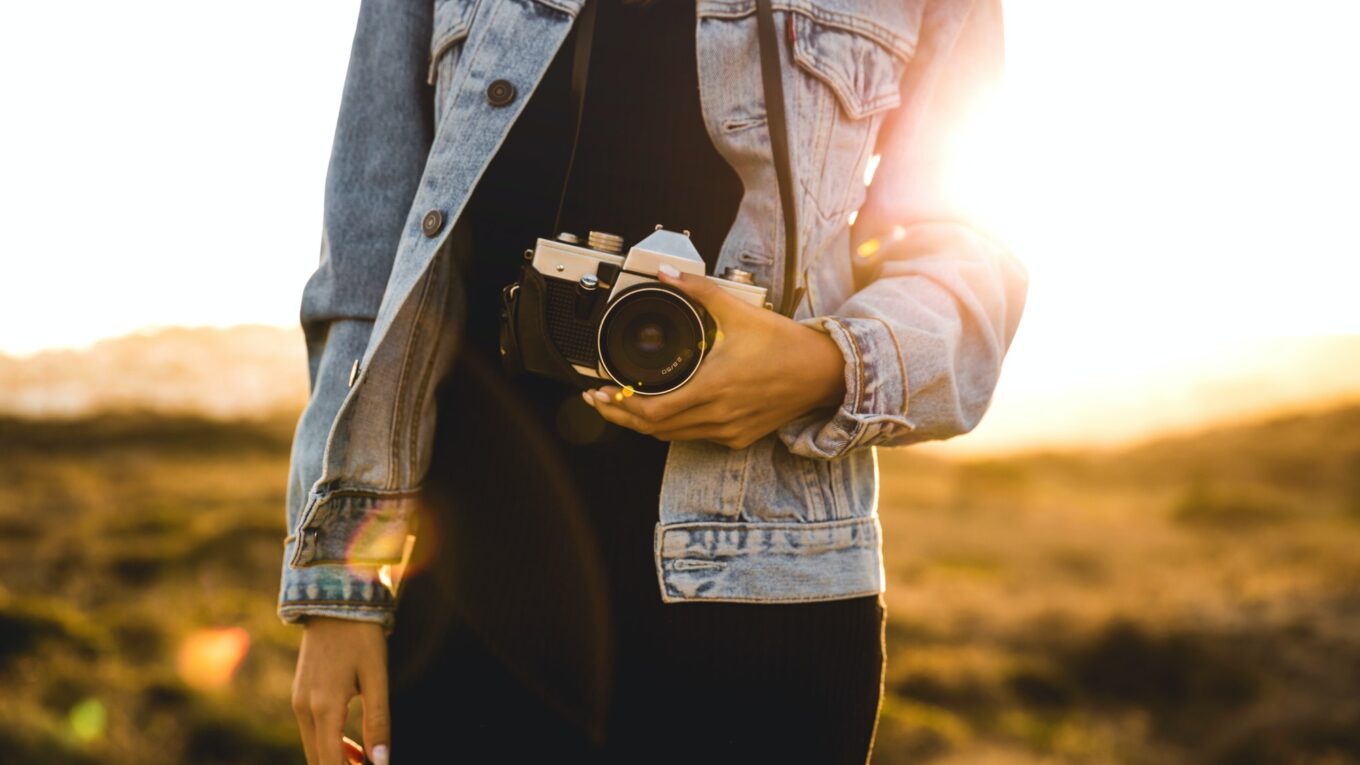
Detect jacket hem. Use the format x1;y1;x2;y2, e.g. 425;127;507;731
277;603;396;631
653;516;886;603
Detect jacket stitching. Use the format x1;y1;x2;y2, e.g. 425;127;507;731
435;0;503;125
279;600;393;608
661;587;883;605
531;0;581;17
825;458;849;521
870;316;908;415
828;318;865;413
426;28;469;86
389;260;438;488
793;29;902;121
407;254;449;477
800;457;829;522
697;2;918;59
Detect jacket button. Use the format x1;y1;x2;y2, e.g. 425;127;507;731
421;209;444;237
486;79;516;107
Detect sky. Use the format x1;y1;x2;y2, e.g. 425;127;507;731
1;1;1357;446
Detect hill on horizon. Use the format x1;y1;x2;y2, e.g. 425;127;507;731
2;326;1357;455
0;325;307;420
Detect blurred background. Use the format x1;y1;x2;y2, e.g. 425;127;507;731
1;1;1358;763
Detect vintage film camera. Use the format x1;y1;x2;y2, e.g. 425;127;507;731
499;226;768;395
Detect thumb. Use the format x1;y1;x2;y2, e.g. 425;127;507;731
360;659;391;765
657;265;743;321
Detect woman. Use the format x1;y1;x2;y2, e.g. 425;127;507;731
281;1;1024;763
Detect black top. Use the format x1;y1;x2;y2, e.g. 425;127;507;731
454;0;742;614
404;9;886;754
462;0;742;366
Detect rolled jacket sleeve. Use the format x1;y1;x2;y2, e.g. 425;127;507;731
279;316;405;629
779;0;1027;460
278;0;434;628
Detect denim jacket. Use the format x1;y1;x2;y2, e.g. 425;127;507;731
278;0;1027;628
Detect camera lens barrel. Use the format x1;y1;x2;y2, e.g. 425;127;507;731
597;284;707;394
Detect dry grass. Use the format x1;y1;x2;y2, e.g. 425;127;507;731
1;407;1358;763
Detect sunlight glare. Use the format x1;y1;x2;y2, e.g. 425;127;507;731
942;1;1360;381
176;627;251;691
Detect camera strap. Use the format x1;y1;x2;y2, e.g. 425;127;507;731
556;0;803;316
553;0;598;242
755;0;804;316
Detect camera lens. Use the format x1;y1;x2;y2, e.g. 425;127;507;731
632;322;666;355
597;285;706;394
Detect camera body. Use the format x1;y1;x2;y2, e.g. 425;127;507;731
499;227;768;395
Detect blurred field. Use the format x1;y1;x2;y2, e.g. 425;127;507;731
1;406;1358;764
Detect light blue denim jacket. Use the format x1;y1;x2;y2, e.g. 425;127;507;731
278;0;1027;628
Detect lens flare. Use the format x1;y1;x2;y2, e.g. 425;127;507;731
68;697;107;742
351;501;438;589
176;627;250;691
342;510;410;576
863;153;881;186
377;533;420;592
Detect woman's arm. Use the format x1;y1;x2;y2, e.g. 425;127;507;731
284;2;434;763
582;265;847;450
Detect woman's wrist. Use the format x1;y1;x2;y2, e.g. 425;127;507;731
797;325;848;412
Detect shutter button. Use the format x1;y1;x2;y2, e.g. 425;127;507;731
486;79;516;107
421;209;444;237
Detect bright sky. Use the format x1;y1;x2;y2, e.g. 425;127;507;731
0;1;360;356
1;2;1357;443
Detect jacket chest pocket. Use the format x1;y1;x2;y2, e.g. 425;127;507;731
428;0;480;116
789;1;922;221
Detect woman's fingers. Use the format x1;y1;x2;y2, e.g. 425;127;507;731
647;403;731;439
612;381;708;422
586;393;658;434
584;384;707;424
653;423;753;448
360;650;392;765
584;382;722;427
589;395;749;445
292;692;318;765
656;267;748;324
312;696;347;765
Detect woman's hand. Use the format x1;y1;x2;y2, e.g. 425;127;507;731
583;266;846;449
292;617;390;765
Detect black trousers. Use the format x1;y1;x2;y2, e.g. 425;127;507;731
387;353;886;764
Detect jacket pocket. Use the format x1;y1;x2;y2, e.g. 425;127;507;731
790;3;919;120
427;0;480;111
736;434;838;523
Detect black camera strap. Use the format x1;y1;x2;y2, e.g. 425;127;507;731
556;0;802;316
755;0;803;316
553;0;598;242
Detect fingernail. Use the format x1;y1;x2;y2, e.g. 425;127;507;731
582;390;596;407
658;264;680;279
593;390;612;403
371;745;389;765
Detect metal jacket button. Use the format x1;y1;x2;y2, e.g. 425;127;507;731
421;209;444;237
486;79;516;107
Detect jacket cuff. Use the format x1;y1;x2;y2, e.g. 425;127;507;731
277;562;398;630
278;490;419;630
777;316;913;459
290;489;419;568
